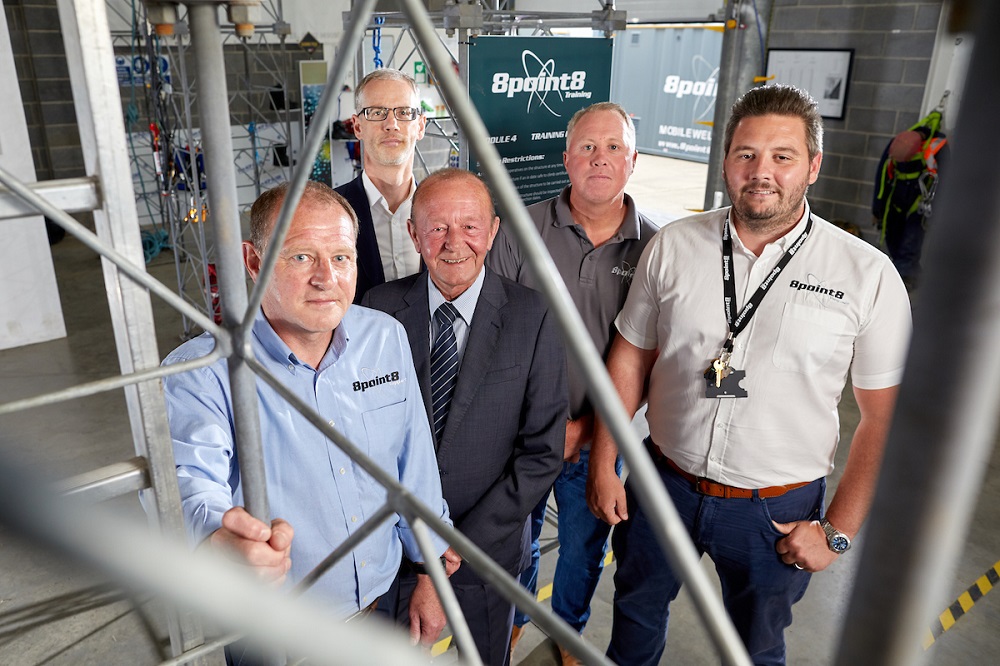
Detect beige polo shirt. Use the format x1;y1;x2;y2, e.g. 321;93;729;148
616;204;911;488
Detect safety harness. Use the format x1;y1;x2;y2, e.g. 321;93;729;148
874;110;947;246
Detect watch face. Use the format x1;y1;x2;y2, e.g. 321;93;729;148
831;535;850;553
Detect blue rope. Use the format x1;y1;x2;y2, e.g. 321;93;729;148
372;16;384;69
141;228;171;264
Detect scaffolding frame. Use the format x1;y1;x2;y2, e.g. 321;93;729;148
111;0;301;340
1;0;997;665
0;0;744;660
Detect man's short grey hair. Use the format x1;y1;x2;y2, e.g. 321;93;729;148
724;84;824;160
565;102;636;152
249;181;360;250
411;168;495;222
354;68;420;112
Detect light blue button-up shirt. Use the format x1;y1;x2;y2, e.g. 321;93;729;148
162;306;450;616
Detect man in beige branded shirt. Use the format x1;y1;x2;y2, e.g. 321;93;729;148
336;68;426;302
587;85;911;665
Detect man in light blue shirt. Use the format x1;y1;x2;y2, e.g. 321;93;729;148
162;181;456;646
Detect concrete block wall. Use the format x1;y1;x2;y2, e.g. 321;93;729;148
4;0;82;181
769;0;944;230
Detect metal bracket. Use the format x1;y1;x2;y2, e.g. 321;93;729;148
443;1;484;36
591;8;626;36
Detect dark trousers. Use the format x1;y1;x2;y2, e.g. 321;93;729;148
384;566;515;666
607;451;825;666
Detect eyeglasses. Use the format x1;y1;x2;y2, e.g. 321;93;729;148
358;106;422;122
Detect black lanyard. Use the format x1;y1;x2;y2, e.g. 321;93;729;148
720;214;813;353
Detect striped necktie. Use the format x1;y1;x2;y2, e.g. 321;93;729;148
430;302;461;442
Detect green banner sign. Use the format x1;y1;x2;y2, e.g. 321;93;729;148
468;36;613;205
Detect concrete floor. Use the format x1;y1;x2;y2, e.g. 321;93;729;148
1;154;998;665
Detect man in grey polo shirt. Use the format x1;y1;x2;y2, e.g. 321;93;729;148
487;101;657;665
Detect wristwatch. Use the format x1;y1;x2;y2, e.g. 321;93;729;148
408;556;449;575
820;518;851;554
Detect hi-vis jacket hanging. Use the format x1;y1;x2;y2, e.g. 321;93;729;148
873;110;948;246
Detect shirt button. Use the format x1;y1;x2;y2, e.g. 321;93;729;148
340;468;346;475
287;364;294;371
352;516;358;523
362;596;368;603
328;420;335;427
361;561;366;568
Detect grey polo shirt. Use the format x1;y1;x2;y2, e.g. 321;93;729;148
486;185;658;422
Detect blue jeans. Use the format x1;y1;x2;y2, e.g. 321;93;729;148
514;448;623;631
607;450;824;666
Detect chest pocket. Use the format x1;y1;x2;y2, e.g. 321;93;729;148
482;364;521;385
772;303;850;374
361;398;407;460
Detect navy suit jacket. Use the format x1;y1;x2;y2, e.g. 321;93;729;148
362;268;567;580
335;175;384;304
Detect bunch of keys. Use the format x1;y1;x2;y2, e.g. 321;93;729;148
705;350;732;388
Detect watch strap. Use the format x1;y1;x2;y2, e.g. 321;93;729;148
820;518;851;553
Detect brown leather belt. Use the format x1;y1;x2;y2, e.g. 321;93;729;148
644;440;810;499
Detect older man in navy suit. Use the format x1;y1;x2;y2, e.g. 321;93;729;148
363;168;566;665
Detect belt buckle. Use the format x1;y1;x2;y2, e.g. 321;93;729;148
694;478;716;496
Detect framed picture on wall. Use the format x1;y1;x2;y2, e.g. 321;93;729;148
765;48;854;119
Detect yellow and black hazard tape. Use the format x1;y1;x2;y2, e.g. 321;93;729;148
924;559;1000;649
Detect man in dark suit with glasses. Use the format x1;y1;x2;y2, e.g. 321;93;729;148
336;68;427;302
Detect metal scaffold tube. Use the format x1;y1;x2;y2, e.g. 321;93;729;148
187;2;269;524
411;519;483;666
703;0;771;212
399;0;751;663
0;452;433;666
54;0;214;657
837;2;1000;664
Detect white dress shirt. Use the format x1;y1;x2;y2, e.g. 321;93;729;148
361;171;420;280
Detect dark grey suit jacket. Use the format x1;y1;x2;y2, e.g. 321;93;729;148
362;268;567;580
335;174;384;304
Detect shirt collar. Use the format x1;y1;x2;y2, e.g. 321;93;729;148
775;201;812;251
251;307;349;372
319;315;350;371
361;171;415;213
552;185;642;242
426;266;486;325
